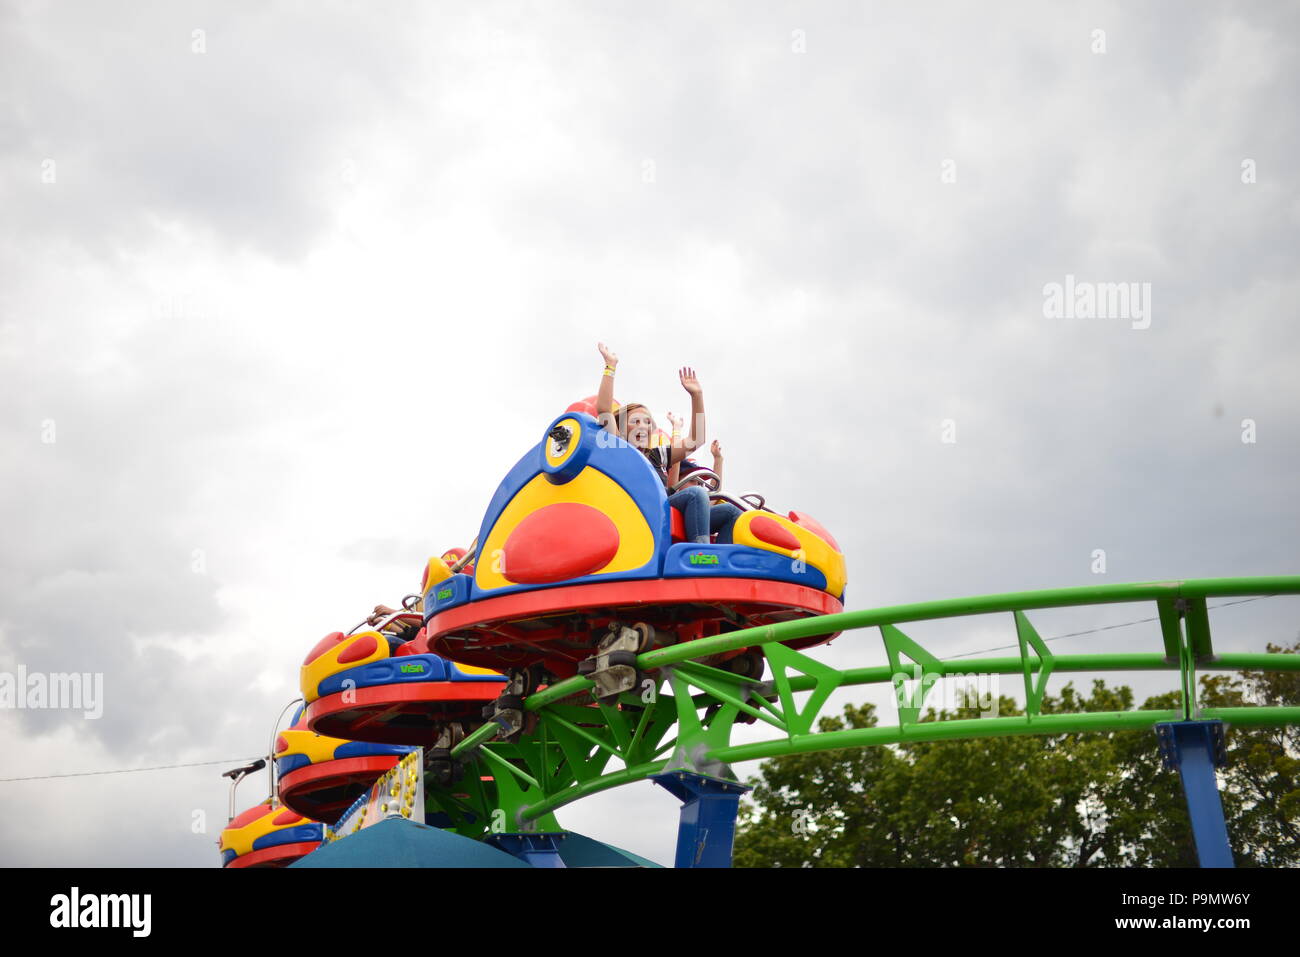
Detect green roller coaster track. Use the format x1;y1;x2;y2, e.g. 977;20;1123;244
425;576;1299;844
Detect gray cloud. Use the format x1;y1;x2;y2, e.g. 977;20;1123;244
1;0;1297;867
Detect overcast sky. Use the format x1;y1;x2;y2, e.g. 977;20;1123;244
2;1;1297;867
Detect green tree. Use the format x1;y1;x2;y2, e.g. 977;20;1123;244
1210;642;1300;866
734;641;1299;867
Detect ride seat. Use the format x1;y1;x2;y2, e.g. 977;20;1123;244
668;500;733;544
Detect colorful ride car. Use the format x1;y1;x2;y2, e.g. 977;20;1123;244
300;626;506;746
275;706;417;822
219;801;323;868
414;409;847;684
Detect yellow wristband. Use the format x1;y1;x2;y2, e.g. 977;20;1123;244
603;366;615;377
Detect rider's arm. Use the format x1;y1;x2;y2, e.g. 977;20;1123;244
368;603;398;624
669;368;705;467
666;412;684;486
596;343;618;434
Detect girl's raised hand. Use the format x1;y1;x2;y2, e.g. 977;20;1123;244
679;367;702;395
598;342;619;368
710;439;723;459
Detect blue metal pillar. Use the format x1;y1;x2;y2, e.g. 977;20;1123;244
651;770;750;868
1154;720;1233;868
486;833;567;867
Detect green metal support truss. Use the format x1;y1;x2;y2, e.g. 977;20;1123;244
438;576;1300;833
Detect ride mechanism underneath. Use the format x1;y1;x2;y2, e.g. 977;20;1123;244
218;402;1300;868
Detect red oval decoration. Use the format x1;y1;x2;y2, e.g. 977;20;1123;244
502;503;620;584
787;510;839;551
303;631;345;666
227;804;273;830
275;734;288;754
272;809;304;826
337;634;379;664
750;515;802;551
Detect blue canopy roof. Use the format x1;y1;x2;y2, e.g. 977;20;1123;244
291;818;529;868
290;817;661;868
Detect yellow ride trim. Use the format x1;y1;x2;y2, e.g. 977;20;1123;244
275;727;352;767
730;511;847;599
299;631;390;704
475;467;655;592
218;802;305;859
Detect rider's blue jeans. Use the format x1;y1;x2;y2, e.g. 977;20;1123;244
667;486;742;544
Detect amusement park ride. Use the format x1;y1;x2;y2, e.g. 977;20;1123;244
218;399;1300;869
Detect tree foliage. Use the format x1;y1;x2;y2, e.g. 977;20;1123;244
733;641;1298;867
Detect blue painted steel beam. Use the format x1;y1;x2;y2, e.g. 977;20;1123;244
652;770;750;868
1155;721;1233;868
487;832;567;867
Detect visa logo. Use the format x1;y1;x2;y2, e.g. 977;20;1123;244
689;553;719;565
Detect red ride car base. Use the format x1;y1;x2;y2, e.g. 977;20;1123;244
416;577;843;675
304;681;503;746
278;754;404;822
225;841;320;868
